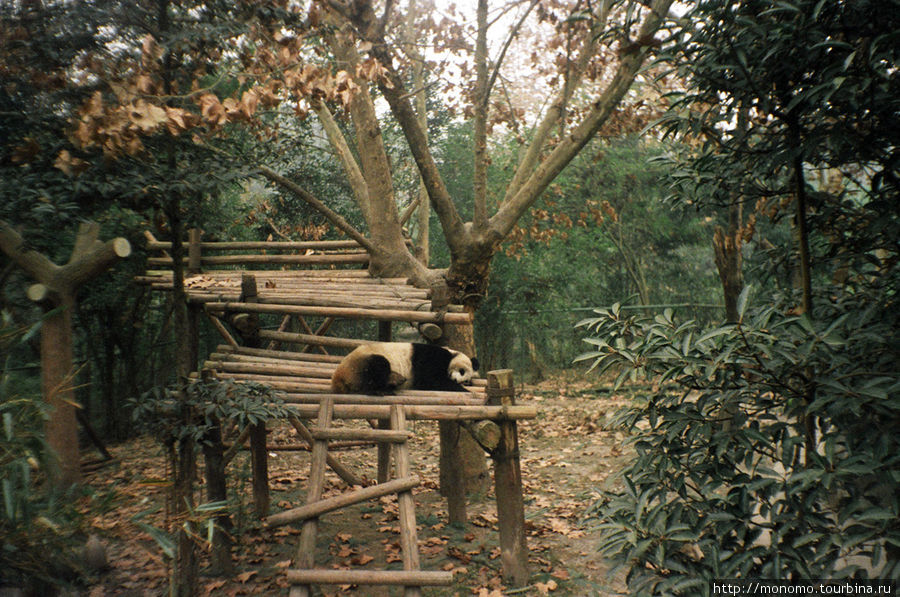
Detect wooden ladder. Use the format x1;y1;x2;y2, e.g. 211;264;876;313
266;397;453;596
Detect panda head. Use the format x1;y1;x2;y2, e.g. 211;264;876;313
448;350;479;386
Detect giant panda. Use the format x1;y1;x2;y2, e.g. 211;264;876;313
330;342;479;394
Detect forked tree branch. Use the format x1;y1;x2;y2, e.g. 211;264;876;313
491;0;674;238
505;0;611;202
337;1;467;253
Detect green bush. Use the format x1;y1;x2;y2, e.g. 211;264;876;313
577;287;900;594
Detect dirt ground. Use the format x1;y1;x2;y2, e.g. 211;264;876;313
78;376;635;597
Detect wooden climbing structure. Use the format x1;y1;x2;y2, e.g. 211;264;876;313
138;231;535;592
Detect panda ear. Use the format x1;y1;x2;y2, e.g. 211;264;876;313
471;357;480;372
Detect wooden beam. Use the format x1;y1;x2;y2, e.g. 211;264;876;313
266;476;418;528
285;569;452;586
282;403;537;421
204;301;471;324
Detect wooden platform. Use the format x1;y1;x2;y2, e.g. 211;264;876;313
137;231;533;589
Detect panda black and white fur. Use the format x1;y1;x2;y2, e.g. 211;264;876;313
330;342;479;394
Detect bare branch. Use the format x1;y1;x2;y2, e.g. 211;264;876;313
256;165;375;253
491;0;674;237
338;1;467;252
504;0;612;202
484;0;540;104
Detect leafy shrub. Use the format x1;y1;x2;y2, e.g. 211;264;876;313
577;288;900;594
132;378;292;446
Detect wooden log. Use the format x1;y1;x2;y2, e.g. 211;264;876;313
188;228;202;274
439;421;466;524
224;441;373;452
259;330;365;349
205;301;471;325
486;370;529;587
285;569;453;586
463;419;502;451
266;476;418;528
308;427;413;443
223;426;251;466
206;352;336;372
391;405;422;597
208;373;332;391
147;253;369;266
286;416;364;487
282;393;485;406
218;345;344;363
205;313;239;348
147;239;365;251
283;403;537;421
143;268;378;279
203;423;233;575
203;360;333;379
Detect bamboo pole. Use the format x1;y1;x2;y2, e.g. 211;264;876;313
266;476;418;528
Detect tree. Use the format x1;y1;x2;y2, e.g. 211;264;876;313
579;1;900;592
0;221;130;487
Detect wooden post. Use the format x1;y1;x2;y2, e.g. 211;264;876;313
250;422;270;518
377;321;392;483
233;274;261;348
203;422;233;575
391;405;423;597
188;228;202;275
487;370;528;586
291;397;334;597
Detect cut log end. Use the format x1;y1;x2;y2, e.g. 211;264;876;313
112;237;132;258
26;283;53;303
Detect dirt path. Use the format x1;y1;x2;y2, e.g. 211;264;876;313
81;377;633;596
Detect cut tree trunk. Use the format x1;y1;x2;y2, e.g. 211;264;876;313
0;220;130;487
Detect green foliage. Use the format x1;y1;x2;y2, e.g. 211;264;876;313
657;0;899;262
132;379;292;446
580;1;900;591
0;312;86;592
473;136;721;374
578;288;900;593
